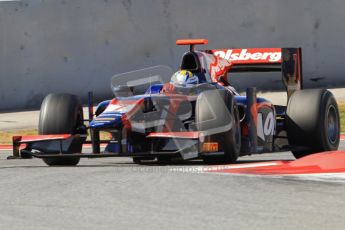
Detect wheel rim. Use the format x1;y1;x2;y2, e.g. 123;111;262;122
326;105;339;144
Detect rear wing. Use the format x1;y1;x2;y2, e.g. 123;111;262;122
209;48;303;99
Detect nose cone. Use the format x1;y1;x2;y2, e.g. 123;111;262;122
89;114;123;129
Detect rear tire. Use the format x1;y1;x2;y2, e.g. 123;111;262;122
39;94;83;166
286;89;340;159
196;90;241;164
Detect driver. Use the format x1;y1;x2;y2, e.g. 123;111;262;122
170;70;199;87
161;69;238;96
161;70;199;94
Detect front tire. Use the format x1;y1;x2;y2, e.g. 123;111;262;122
39;94;84;166
132;156;155;164
286;89;340;159
196;89;241;164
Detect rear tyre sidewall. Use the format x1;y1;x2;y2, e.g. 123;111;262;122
286;89;340;158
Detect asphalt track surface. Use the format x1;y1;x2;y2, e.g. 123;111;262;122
0;141;344;230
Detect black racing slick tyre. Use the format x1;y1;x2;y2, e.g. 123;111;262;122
39;94;84;166
132;156;155;164
286;89;340;159
196;89;241;164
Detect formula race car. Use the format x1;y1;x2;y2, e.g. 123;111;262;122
10;39;340;166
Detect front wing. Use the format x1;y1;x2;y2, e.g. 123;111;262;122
9;132;225;160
